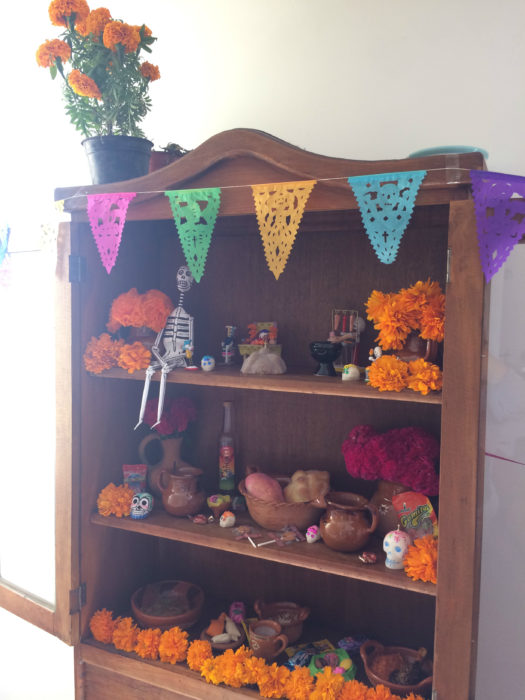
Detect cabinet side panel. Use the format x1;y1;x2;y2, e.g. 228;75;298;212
435;200;487;699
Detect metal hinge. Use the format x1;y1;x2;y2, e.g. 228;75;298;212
69;583;86;613
445;247;452;285
69;254;86;283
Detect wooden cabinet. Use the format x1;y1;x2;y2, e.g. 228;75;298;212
56;129;488;699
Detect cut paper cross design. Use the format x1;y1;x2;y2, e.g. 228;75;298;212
470;170;525;282
251;180;316;280
86;192;137;273
348;170;427;264
165;188;221;283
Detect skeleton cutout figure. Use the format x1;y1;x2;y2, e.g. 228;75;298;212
135;265;195;429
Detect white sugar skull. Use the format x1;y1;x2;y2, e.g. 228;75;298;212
130;492;154;520
176;265;194;292
383;527;412;569
342;364;360;382
306;525;321;543
201;355;216;372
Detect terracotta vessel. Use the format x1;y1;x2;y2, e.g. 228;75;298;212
254;600;310;644
130;579;204;630
317;491;378;552
158;465;206;517
360;639;433;697
139;433;194;499
248;619;288;660
370;480;409;537
396;331;438;363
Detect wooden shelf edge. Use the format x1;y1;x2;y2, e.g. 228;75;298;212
80;640;259;698
94;367;442;405
91;512;436;597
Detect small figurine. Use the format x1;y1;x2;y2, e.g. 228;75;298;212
342;364;360;382
306;525;321;543
219;510;236;527
130;492;154;520
383;526;412;569
229;601;246;623
183;340;198;370
221;325;237;364
201;355;216;372
358;551;377;564
207;493;231;518
368;346;383;363
192;513;208;524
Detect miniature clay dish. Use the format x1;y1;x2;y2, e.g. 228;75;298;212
130;579;204;630
200;625;246;651
254;600;310;644
360;639;433;696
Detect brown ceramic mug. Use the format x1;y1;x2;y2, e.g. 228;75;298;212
248;619;288;659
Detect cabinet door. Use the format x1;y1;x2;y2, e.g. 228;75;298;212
0;224;79;645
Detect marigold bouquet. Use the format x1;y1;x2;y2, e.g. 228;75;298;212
36;1;160;137
366;279;445;351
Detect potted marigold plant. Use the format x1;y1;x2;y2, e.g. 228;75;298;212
36;0;161;183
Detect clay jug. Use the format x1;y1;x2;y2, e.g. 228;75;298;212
158;465;206;517
318;491;378;552
369;480;409;537
139;434;193;498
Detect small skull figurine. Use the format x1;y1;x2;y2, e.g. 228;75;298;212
306;525;321;543
201;355;216;372
130;492;154;520
383;526;412;569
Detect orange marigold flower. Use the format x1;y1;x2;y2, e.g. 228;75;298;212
135;24;152;37
118;342;151;374
112;616;138;652
284;666;315;700
76;7;111;37
89;608;116;644
107;288;142;332
103;20;141;53
310;666;345;700
36;38;71;67
369;685;395;699
235;652;266;686
83;333;123;374
186;639;213;671
140;61;160;81
141;289;173;331
257;662;291;698
135;628;162;659
373;297;413;350
404;534;438;584
158;626;189;664
68;68;102;99
403;694;426;700
49;0;90;27
96;482;134;517
407;359;443;395
368;355;409;392
201;657;223;685
366;290;393;324
336;679;368;699
419;295;445;342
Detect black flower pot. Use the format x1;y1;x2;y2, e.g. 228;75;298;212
310;341;342;376
82;135;153;184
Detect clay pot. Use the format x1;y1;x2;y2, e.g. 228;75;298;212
360;639;433;697
139;434;194;499
130;579;204;630
369;480;409;537
248;619;288;660
396;331;438;363
318;491;378;552
158;465;206;517
254;600;310;644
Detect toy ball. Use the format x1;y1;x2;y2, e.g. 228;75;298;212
201;355;216;372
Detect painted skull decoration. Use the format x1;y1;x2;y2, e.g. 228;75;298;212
130;492;154;520
383;527;412;569
201;355;216;372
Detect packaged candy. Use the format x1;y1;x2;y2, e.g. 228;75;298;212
122;464;147;493
392;491;438;540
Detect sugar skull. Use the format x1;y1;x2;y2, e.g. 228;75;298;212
306;525;321;543
342;364;360;382
219;510;236;528
383;527;412;569
130;492;154;520
201;355;216;372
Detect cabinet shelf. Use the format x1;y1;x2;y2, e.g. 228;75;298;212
98;366;442;404
91;511;436;597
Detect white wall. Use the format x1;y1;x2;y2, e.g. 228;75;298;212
3;1;524;697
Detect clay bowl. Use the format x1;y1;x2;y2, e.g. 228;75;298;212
360;639;433;697
238;477;325;531
131;579;204;630
254;600;310;644
200;625;246;651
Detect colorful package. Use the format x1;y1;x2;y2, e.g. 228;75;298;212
122;464;148;494
392;491;438;540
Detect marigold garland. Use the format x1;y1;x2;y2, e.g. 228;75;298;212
404;535;438;584
257;662;291;698
158;626;189;664
112;616;138;652
96;482;134;517
117;341;151;374
284;665;315;700
309;666;345;700
135;627;162;660
336;679;369;699
89;608;116;644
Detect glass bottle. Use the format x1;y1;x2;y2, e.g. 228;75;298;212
219;401;235;493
